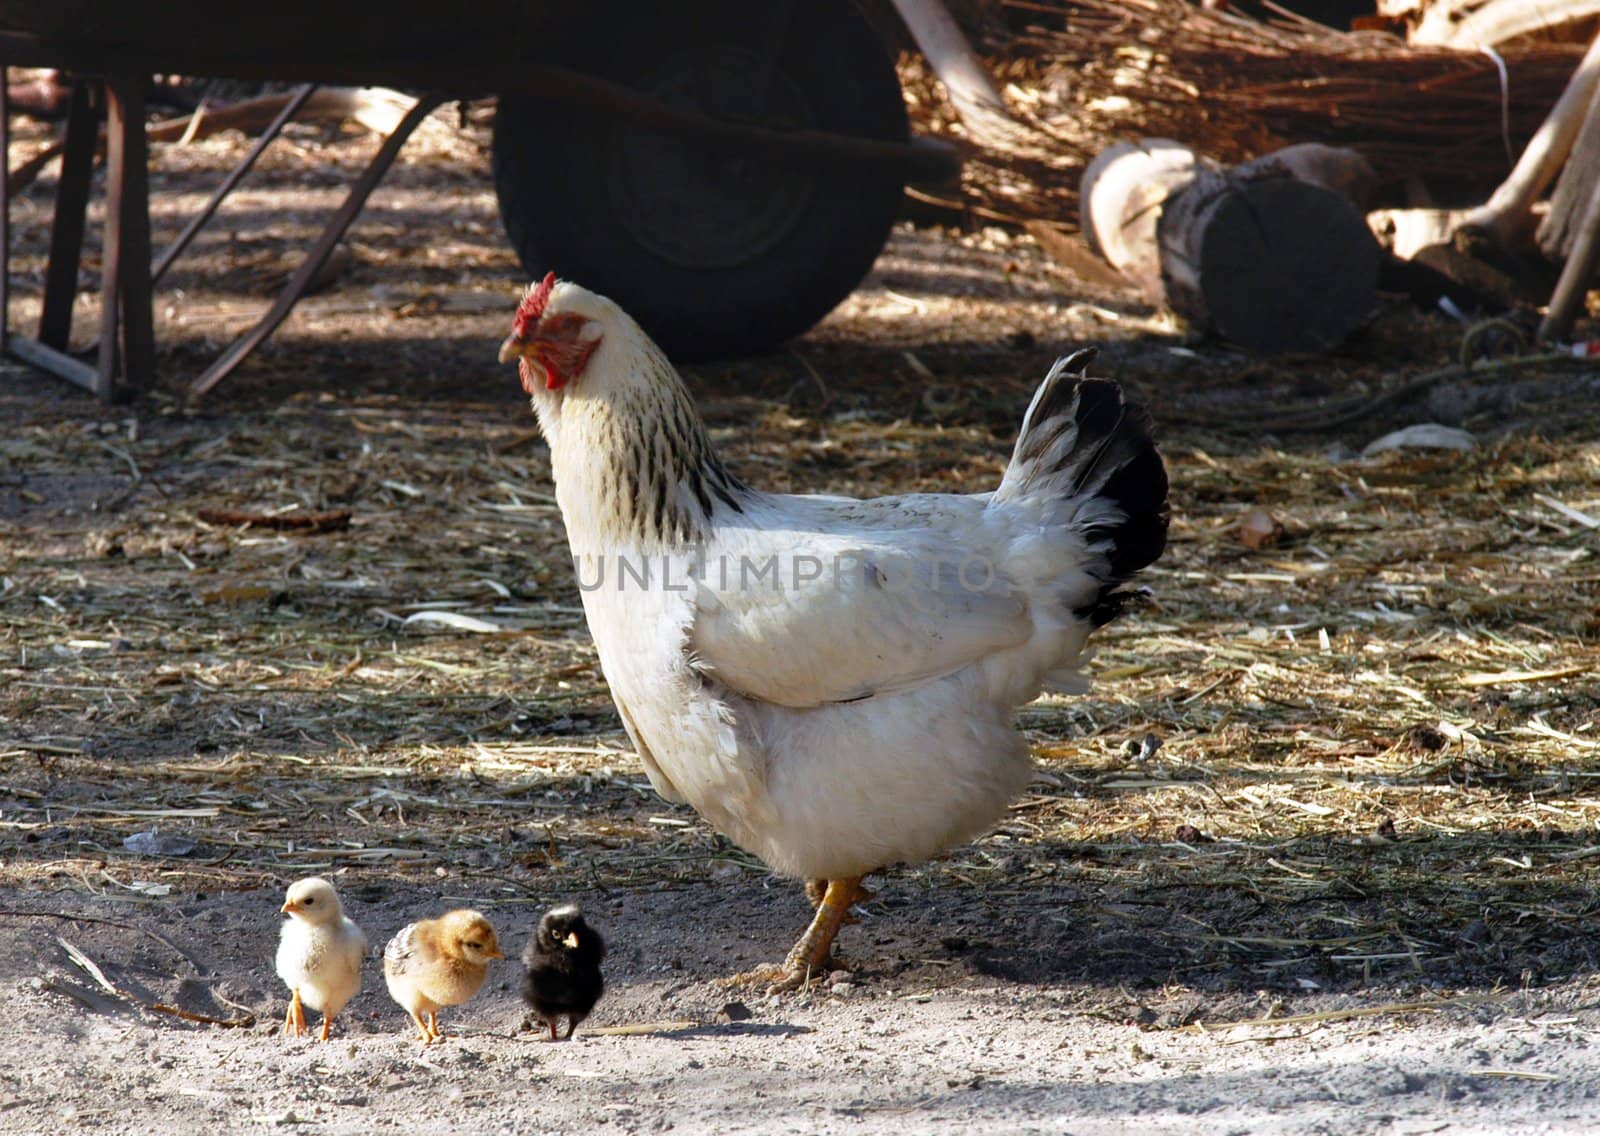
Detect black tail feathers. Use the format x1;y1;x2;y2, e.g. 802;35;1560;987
995;350;1170;625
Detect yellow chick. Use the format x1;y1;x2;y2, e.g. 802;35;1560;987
382;909;503;1043
276;876;366;1041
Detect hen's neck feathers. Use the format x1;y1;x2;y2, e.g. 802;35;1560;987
529;317;747;551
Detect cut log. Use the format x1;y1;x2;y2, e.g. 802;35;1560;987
1411;233;1551;309
1369;207;1475;259
1233;143;1379;210
1159;174;1382;353
1083;140;1381;353
1080;139;1216;296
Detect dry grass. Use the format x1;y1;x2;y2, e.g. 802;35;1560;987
2;96;1599;1005
904;0;1590;228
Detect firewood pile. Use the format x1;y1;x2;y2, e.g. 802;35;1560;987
903;0;1589;227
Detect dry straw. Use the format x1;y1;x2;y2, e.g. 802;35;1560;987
904;0;1587;227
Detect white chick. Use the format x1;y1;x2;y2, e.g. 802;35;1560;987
276;876;366;1040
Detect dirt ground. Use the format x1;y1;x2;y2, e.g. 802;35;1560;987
3;105;1600;1135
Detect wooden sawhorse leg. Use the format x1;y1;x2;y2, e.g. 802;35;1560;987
186;93;446;402
98;73;155;400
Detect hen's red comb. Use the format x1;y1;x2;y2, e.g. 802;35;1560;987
511;271;557;338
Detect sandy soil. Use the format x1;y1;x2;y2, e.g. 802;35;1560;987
5;882;1600;1136
3;101;1600;1135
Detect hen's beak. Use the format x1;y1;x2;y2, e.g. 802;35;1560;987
498;334;532;365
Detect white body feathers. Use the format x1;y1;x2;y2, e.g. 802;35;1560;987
522;284;1167;882
276;891;365;1017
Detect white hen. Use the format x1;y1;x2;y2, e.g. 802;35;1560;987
500;274;1169;987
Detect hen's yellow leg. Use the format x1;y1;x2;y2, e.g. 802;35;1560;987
805;878;875;919
772;875;864;992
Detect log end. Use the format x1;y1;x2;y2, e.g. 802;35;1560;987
1190;180;1382;353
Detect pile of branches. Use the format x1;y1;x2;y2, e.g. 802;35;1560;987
904;0;1587;227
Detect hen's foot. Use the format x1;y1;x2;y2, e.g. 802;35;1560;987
716;958;838;991
717;962;786;989
765;955;843;993
771;875;863;992
718;876;868;991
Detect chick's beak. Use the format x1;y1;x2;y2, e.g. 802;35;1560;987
488;947;505;960
562;932;580;949
280;900;296;914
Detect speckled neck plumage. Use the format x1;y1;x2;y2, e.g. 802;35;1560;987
529;342;749;550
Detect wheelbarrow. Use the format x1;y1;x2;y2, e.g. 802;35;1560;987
0;0;959;400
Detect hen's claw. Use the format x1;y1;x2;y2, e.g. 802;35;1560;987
765;958;838;994
714;962;781;990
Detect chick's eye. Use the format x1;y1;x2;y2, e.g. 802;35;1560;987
303;897;315;905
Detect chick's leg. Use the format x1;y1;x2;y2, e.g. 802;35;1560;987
425;1011;439;1042
407;1009;432;1044
773;875;865;992
284;988;306;1037
319;1012;333;1042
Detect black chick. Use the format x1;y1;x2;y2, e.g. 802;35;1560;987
521;903;605;1041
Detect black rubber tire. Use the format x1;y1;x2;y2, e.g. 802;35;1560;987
491;0;908;361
